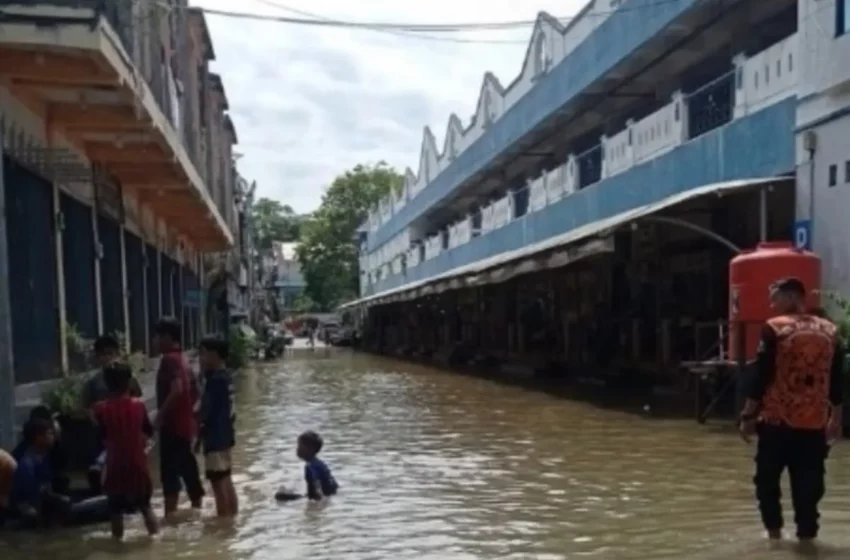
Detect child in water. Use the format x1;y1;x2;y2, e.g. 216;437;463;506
275;431;338;502
197;336;239;517
93;364;158;539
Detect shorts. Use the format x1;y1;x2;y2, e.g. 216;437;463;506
205;450;233;481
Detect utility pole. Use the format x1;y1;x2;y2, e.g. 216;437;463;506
0;120;17;448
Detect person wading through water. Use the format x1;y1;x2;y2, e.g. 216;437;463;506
739;277;844;544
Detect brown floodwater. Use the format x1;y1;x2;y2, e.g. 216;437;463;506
3;351;850;559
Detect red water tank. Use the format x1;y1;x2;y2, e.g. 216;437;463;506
727;241;821;361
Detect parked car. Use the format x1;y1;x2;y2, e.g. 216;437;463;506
329;326;354;347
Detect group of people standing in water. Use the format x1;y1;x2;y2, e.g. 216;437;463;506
0;317;239;539
0;316;337;540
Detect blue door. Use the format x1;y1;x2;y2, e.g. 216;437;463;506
97;215;123;338
3;157;60;383
145;243;160;337
60;193;97;340
124;231;146;353
160;255;174;318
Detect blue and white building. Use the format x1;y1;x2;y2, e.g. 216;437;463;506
352;0;849;306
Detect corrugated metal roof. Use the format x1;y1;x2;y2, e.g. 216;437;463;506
341;176;791;309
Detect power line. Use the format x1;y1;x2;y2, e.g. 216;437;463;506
251;0;528;44
253;0;550;30
199;1;680;44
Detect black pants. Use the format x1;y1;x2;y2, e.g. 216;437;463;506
159;432;205;502
754;424;828;539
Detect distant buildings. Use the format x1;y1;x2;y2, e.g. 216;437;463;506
271;241;307;313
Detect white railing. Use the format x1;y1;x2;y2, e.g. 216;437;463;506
407;245;421;268
632;94;684;164
424;235;442;261
528;175;547;212
603;127;633;177
448;217;472;248
491;195;513;229
734;33;799;118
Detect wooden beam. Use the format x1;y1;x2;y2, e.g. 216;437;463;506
84;141;169;164
4;84;46;120
0;49;116;87
49;103;145;130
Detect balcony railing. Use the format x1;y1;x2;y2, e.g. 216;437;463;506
361;34;799;288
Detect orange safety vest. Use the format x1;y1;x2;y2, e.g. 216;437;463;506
759;314;838;430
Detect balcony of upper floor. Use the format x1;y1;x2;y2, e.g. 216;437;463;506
361;0;797;254
0;0;232;251
360;27;800;296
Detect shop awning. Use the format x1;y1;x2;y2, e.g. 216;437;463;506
341;176;793;309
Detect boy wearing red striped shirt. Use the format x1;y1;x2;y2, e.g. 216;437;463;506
93;364;158;540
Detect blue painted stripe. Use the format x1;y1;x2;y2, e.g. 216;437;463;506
369;98;796;295
368;0;700;251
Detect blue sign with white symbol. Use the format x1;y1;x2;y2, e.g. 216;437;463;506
793;219;812;251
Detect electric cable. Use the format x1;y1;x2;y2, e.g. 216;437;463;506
199;0;681;45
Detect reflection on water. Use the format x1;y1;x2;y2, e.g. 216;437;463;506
3;352;850;559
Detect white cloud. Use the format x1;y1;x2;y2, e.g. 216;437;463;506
191;0;586;213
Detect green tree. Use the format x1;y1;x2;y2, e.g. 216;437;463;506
297;163;402;310
251;198;304;249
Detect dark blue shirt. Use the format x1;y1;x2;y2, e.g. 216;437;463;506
200;369;235;453
10;452;51;506
304;457;338;500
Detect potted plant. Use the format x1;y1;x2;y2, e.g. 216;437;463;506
41;374;98;471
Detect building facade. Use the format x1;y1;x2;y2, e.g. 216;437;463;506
347;0;848;380
794;0;850;290
0;2;242;443
272;241;307;312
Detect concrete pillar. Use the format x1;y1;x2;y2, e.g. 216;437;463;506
156;247;163;318
91;205;104;335
732;53;747;119
625;118;636;171
119;227;130;355
142;243;150;355
599;134;608;179
45;124;68;374
565;154;578;195
0;123;16;448
671;90;689;143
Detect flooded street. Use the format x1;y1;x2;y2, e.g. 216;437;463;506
4;352;850;559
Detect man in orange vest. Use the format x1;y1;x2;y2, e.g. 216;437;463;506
739;277;844;543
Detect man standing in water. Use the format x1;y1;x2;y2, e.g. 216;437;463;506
739;277;844;543
153;317;205;516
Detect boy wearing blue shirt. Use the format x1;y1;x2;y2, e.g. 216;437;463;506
297;431;338;501
198;336;238;517
11;418;70;526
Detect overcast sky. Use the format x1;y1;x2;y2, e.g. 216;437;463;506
191;0;585;213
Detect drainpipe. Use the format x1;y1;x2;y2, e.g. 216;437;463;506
0;119;16;448
808;141;816;224
91;166;104;335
